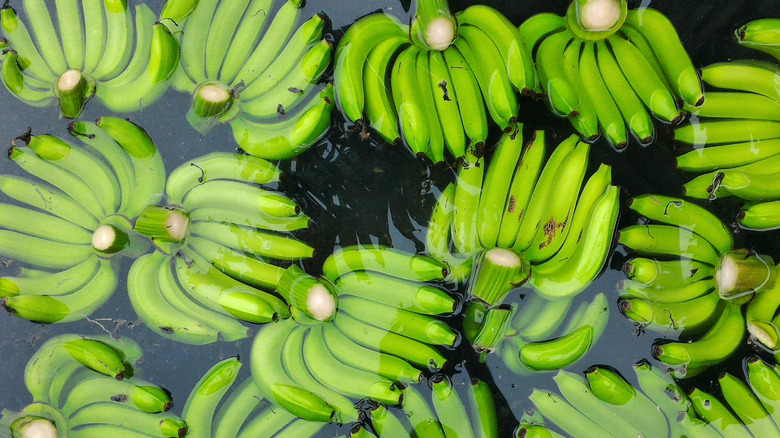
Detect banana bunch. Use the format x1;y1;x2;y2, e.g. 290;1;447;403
619;194;777;376
737;19;780;62
674;37;779;205
0;333;186;438
426;128;620;300
524;357;780;438
160;0;334;160
181;357;328;438
248;245;457;423
0;0;178;118
521;0;702;148
334;1;535;162
0;117;165;324
496;292;609;374
126;152;312;345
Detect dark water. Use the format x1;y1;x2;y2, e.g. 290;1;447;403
0;0;778;436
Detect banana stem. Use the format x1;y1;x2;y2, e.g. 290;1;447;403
278;265;337;322
10;416;58;438
192;82;234;119
469;304;513;350
467;248;531;306
716;250;776;300
91;224;148;258
747;320;780;350
410;0;457;51
56;70;92;119
574;0;623;31
133;206;190;243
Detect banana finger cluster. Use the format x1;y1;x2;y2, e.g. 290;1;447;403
181;357;329;438
0;117;164;324
163;0;334;160
619;194;777;376
496;292;609;374
0;0;178;118
335;2;534;162
0;334;186;438
523;357;780;438
674;29;780;210
249;245;458;423
126;152;312;345
522;0;702;149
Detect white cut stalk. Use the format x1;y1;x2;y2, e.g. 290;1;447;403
426;17;456;50
192;82;233;118
10;417;58;438
134;206;190;243
56;70;89;119
579;0;621;31
716;250;776;299
307;283;336;321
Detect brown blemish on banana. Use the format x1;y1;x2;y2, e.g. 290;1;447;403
539;217;568;249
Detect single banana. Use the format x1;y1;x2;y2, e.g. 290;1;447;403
453;151;484;256
68;401;187;437
182;179;299;217
740;201;780;230
303;325;401;405
455;24;519;129
701;62;780;101
628;194;733;254
218;0;274;85
596;39;654;144
23;0;68;74
0;203;91;245
719;371;780;438
204;0;250;80
580;41;627;148
82;0;106;73
391;45;430;156
400;383;445;438
608;34;681;124
94;117;165;218
91;0;134;80
182;357;242;438
458;4;534;94
478;127;526;248
231;84;335;160
362;36;408;145
625;8;704;107
431;375;475;438
186;236;285;291
495;130;546;249
332;309;448;370
249;319;336;422
230;0;306;89
0;5;56;83
619;290;721;332
619;224;721;265
619;278;715;303
737;19;780;61
415;48;446;163
677;139;780;172
535;29;580;118
334;12;407;123
653;303;745;370
178;0;219;86
562;40;599;140
443;45;488;146
689;387;751;438
427;49;466;158
529;389;616;437
335;270;456;315
322;245;447;283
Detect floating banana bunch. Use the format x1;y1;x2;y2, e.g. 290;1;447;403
522;0;702;148
0;0;179;117
674;24;780;206
0;333;186;438
334;0;535;162
181;357;327;438
619;194;777;376
425;127;618;360
126;152;310;344
0;117;164;324
247;245;458;423
160;0;334;159
524;357;780;438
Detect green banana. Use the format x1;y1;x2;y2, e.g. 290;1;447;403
323;245;447;283
431;375;475;438
182;357;241;438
